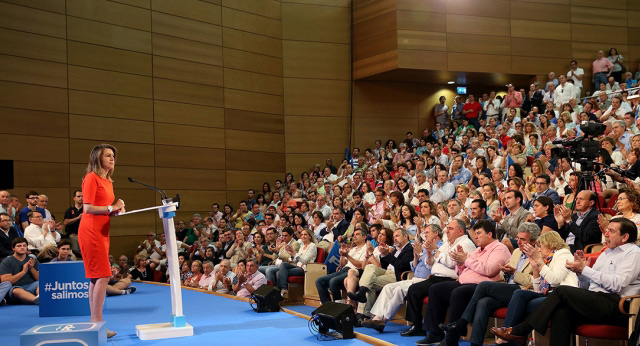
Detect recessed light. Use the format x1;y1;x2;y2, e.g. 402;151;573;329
447;81;455;84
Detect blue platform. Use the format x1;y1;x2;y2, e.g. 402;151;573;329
0;283;368;345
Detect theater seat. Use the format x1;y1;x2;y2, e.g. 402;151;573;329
288;247;326;302
492;307;508;319
574;294;640;344
422;297;429;304
600;208;617;217
526;156;534;167
607;193;618;208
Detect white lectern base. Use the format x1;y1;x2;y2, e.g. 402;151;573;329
135;322;193;340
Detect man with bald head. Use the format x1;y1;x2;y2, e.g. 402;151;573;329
0;191;16;230
555;190;601;253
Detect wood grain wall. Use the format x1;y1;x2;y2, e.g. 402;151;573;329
354;0;640;93
0;0;288;258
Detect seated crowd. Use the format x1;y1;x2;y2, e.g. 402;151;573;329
2;51;640;345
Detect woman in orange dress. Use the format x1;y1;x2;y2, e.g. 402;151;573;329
78;144;125;338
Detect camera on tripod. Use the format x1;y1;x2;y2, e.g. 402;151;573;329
550;122;606;172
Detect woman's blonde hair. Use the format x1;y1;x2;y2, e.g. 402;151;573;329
86;143;118;181
536;231;569;251
302;228;318;244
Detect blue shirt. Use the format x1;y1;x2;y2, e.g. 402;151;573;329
411;240;444;279
19;207;46;226
507;252;528;285
450;167;472;185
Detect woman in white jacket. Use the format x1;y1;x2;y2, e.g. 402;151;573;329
497;231;578;335
276;228;317;298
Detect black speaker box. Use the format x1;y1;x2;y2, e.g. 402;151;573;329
251;285;282;312
311;301;356;339
0;160;14;190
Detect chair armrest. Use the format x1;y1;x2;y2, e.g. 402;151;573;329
400;271;414;281
619;295;640;316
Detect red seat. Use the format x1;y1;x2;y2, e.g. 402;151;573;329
422;297;429;304
287;247;325;283
267;280;274;286
608;194;618;208
153;270;163;282
492;307;508;319
316;248;326;263
288;276;304;284
596;195;606;210
575;324;628;340
526;156;534;167
600;208;617;217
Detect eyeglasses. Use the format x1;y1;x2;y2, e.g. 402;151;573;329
534;182;547;185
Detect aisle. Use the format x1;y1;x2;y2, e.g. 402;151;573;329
0;283;369;345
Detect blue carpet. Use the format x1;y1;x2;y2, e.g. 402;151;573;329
285;304;474;346
0;283;368;345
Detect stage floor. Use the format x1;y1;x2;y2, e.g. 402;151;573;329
0;283;368;345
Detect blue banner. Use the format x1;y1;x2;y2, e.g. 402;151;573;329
324;241;341;273
39;262;90;317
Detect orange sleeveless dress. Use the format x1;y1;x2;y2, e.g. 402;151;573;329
78;172;114;278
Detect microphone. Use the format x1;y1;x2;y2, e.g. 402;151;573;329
128;177;168;200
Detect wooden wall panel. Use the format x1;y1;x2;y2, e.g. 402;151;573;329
284;116;350;153
446;0;510;18
66;0;151;30
572;42;628;60
0;54;67;88
69;90;153;121
223;28;282;58
354;30;397;61
2;0;66;14
572;24;628;44
225;109;285;134
575;0;626;10
156;168;225;190
0;1;66;38
68;66;152;98
67;17;151;53
397;30;446;51
448;53;512;74
154;100;224;128
226;150;286;172
153;56;223;86
352;117;419;150
0;28;66;63
510;2;570;22
223;69;283;96
396;0;445;12
152;12;222;45
284;79;350;117
151;0;222;24
155;145;225;170
286;153;345;177
224;89;283;115
164;190;226;213
283;41;350;79
222;0;281;19
153;78;223;107
511;20;571;41
221;7;281;39
223;48;282;76
69;164;155;190
154;123;225;149
446;15;510;36
353;82;417;118
396;10;445;32
14;162;69;188
0;81;67;113
0;108;68;138
0;135;69;163
512;38;573;58
69;140;155;166
67;41;152;76
225;130;285;153
282;3;350;43
152;33;222;65
571;7;627;27
69;114;154;143
355;11;397;42
447;34;510;55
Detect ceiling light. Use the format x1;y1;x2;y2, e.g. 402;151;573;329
447;81;455;84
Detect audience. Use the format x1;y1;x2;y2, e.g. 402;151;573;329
0;238;39;305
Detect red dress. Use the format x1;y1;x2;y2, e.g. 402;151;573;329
78;172;114;278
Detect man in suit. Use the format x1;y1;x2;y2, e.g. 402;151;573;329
492;190;531;251
347;228;414;318
522;174;561;210
326;208;349;241
416;220;511;345
0;213;19;262
438;222;539;346
493;218;640;346
555;190;601;253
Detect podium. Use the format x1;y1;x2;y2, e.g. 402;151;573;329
118;199;193;340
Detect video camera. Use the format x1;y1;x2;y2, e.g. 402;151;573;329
550;121;606;172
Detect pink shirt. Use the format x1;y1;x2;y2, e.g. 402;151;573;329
592;57;614;74
457;240;510;284
199;272;214;288
503;92;522;109
236;270;267;298
368;200;387;224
